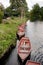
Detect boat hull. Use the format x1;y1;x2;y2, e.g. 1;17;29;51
26;60;41;65
16;32;25;40
17;53;31;65
17;37;31;65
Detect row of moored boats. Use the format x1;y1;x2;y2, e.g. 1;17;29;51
16;23;41;65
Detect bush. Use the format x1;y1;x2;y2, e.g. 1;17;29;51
0;10;4;23
11;16;14;19
25;11;29;18
29;3;40;21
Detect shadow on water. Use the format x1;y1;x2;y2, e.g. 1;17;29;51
5;20;43;65
0;44;15;65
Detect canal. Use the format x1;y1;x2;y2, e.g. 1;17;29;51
5;20;43;65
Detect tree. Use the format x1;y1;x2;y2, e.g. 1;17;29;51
0;3;4;11
0;3;4;23
10;0;28;17
29;3;40;21
39;7;43;20
25;11;29;18
4;7;11;17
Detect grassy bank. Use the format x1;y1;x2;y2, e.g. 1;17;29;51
0;17;27;58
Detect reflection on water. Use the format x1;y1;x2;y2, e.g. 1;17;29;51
31;45;43;65
25;20;43;65
5;20;43;65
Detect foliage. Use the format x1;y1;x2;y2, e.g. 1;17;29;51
29;3;40;21
0;17;27;58
0;4;4;23
0;3;4;11
25;11;29;18
4;7;11;17
39;7;43;21
11;16;14;19
4;0;28;17
0;11;4;23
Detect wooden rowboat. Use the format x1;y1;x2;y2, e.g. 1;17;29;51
18;23;26;30
20;23;26;29
18;25;25;32
17;37;31;62
26;60;41;65
16;29;25;40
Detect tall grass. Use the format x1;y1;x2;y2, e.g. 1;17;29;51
0;17;27;58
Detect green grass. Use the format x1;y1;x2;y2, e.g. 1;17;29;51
0;17;27;58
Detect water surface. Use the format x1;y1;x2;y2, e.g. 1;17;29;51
25;20;43;64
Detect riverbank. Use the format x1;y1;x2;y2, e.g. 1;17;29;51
0;17;27;59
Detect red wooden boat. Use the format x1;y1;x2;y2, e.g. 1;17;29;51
16;29;25;40
17;29;25;36
18;37;31;61
18;26;25;31
20;23;26;29
18;25;25;31
26;60;41;65
18;23;26;30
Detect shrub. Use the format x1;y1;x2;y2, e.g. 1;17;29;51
11;16;14;19
0;10;4;23
29;3;40;21
25;11;29;18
